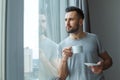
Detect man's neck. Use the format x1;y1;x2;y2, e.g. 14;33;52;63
69;32;86;40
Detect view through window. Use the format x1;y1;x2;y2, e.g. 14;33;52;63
24;0;67;80
24;0;39;80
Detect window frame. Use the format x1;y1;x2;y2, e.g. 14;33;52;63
5;0;24;80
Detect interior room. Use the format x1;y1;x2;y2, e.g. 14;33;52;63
0;0;120;80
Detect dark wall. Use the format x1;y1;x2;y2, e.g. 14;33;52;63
88;0;120;80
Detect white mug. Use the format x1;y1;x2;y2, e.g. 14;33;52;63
72;45;83;54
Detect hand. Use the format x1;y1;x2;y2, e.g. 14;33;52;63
62;47;73;59
90;61;104;74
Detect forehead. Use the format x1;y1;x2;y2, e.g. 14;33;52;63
65;11;78;18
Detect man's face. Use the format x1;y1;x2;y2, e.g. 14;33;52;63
65;11;82;33
39;15;47;31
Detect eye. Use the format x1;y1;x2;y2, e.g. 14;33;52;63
69;18;74;21
65;18;67;21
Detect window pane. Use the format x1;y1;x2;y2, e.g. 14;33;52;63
24;0;67;80
24;0;39;80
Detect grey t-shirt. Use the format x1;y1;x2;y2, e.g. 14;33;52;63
58;32;105;80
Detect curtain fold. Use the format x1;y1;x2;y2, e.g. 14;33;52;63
81;0;91;32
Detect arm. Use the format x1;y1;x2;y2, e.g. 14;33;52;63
58;47;72;80
58;55;69;80
98;51;113;70
90;51;113;74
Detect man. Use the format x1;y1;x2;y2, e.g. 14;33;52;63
58;6;112;80
39;14;58;80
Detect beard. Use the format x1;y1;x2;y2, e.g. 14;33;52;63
67;25;79;33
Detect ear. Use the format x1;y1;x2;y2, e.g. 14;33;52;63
79;18;83;26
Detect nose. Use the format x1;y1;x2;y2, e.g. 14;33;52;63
65;20;70;27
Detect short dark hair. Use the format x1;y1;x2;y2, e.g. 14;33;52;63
65;6;84;19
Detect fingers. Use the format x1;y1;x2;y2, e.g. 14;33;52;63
62;47;73;57
97;61;104;67
90;61;104;74
91;67;103;74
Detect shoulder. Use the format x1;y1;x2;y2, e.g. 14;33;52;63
85;32;101;43
58;37;71;51
86;32;99;39
87;32;97;37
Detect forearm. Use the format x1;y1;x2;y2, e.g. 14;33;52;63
91;52;113;74
98;51;113;70
102;57;113;70
58;57;69;80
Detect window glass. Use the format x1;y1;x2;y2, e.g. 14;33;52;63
24;0;67;80
24;0;39;80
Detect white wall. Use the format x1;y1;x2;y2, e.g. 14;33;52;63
88;0;120;80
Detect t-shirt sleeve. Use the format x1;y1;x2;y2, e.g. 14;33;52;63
95;35;105;54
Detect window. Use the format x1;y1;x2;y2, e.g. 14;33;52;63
24;0;39;80
0;0;6;79
24;0;68;80
6;0;89;80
